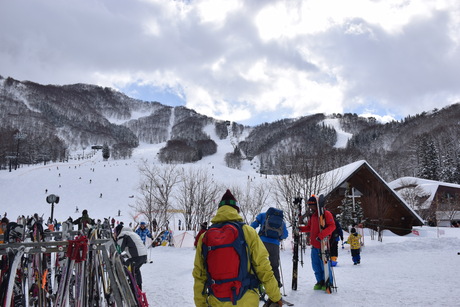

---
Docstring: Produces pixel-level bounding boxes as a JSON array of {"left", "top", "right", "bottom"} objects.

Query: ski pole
[
  {"left": 149, "top": 244, "right": 153, "bottom": 263},
  {"left": 279, "top": 252, "right": 286, "bottom": 296}
]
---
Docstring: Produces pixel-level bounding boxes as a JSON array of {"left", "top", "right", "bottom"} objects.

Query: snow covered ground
[
  {"left": 1, "top": 141, "right": 460, "bottom": 306},
  {"left": 146, "top": 227, "right": 460, "bottom": 306}
]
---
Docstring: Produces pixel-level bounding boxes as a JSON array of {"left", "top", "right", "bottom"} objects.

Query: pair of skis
[
  {"left": 317, "top": 194, "right": 337, "bottom": 294},
  {"left": 4, "top": 246, "right": 26, "bottom": 306},
  {"left": 291, "top": 194, "right": 337, "bottom": 294},
  {"left": 291, "top": 196, "right": 303, "bottom": 291}
]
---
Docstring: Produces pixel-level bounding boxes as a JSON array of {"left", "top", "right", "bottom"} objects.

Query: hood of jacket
[
  {"left": 118, "top": 226, "right": 134, "bottom": 238},
  {"left": 211, "top": 205, "right": 243, "bottom": 224}
]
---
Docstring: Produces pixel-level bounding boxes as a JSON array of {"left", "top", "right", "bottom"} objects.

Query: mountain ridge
[{"left": 1, "top": 75, "right": 459, "bottom": 183}]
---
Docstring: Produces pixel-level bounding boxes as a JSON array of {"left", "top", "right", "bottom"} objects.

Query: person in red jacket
[
  {"left": 299, "top": 195, "right": 336, "bottom": 290},
  {"left": 194, "top": 222, "right": 208, "bottom": 247}
]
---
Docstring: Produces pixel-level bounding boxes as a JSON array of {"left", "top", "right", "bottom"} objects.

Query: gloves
[{"left": 263, "top": 299, "right": 283, "bottom": 307}]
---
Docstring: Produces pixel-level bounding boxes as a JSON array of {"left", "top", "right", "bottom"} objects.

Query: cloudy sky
[{"left": 1, "top": 0, "right": 459, "bottom": 125}]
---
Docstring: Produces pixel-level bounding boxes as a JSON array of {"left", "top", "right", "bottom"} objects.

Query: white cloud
[{"left": 1, "top": 0, "right": 459, "bottom": 125}]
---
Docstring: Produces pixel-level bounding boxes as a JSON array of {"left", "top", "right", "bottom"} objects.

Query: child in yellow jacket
[{"left": 345, "top": 227, "right": 362, "bottom": 265}]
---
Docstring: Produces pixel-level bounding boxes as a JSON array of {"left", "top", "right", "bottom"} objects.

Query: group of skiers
[
  {"left": 193, "top": 189, "right": 364, "bottom": 306},
  {"left": 67, "top": 209, "right": 152, "bottom": 290}
]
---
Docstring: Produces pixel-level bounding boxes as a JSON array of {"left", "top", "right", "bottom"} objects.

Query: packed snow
[
  {"left": 1, "top": 143, "right": 459, "bottom": 306},
  {"left": 321, "top": 118, "right": 352, "bottom": 149}
]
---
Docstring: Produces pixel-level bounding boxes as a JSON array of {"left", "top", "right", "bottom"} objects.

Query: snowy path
[
  {"left": 142, "top": 228, "right": 460, "bottom": 306},
  {"left": 321, "top": 118, "right": 352, "bottom": 148}
]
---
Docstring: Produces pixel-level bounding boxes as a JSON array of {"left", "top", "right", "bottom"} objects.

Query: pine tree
[
  {"left": 417, "top": 136, "right": 439, "bottom": 180},
  {"left": 337, "top": 188, "right": 364, "bottom": 229},
  {"left": 440, "top": 147, "right": 457, "bottom": 183}
]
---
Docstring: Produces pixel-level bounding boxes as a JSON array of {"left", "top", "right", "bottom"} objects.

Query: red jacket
[{"left": 299, "top": 210, "right": 336, "bottom": 249}]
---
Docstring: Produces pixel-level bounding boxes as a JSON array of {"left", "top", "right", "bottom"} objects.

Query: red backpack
[{"left": 201, "top": 222, "right": 260, "bottom": 305}]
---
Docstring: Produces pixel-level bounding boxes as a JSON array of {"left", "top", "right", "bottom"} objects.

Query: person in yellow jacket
[
  {"left": 345, "top": 227, "right": 362, "bottom": 265},
  {"left": 193, "top": 189, "right": 282, "bottom": 306}
]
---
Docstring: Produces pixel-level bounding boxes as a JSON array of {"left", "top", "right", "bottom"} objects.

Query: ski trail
[
  {"left": 321, "top": 118, "right": 352, "bottom": 148},
  {"left": 168, "top": 107, "right": 175, "bottom": 140}
]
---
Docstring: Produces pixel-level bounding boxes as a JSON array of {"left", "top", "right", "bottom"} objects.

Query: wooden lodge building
[{"left": 317, "top": 160, "right": 424, "bottom": 236}]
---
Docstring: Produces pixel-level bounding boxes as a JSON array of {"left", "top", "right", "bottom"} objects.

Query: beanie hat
[
  {"left": 82, "top": 209, "right": 88, "bottom": 215},
  {"left": 219, "top": 189, "right": 240, "bottom": 213},
  {"left": 140, "top": 221, "right": 146, "bottom": 226},
  {"left": 307, "top": 196, "right": 317, "bottom": 205},
  {"left": 351, "top": 227, "right": 356, "bottom": 234}
]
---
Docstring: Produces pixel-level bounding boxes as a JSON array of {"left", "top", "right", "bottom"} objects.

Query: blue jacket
[
  {"left": 135, "top": 227, "right": 153, "bottom": 244},
  {"left": 250, "top": 212, "right": 288, "bottom": 245}
]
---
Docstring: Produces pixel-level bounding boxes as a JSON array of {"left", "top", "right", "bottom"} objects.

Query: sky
[{"left": 1, "top": 0, "right": 460, "bottom": 126}]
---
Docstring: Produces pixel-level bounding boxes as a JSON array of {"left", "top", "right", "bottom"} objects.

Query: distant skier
[
  {"left": 135, "top": 222, "right": 153, "bottom": 245},
  {"left": 344, "top": 227, "right": 362, "bottom": 265},
  {"left": 0, "top": 217, "right": 9, "bottom": 243},
  {"left": 72, "top": 209, "right": 95, "bottom": 231}
]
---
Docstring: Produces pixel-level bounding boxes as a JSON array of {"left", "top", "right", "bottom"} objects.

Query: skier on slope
[
  {"left": 115, "top": 224, "right": 148, "bottom": 289},
  {"left": 299, "top": 195, "right": 336, "bottom": 290},
  {"left": 135, "top": 221, "right": 153, "bottom": 245}
]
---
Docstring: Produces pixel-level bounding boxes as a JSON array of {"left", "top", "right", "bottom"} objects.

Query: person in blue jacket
[
  {"left": 251, "top": 208, "right": 289, "bottom": 288},
  {"left": 135, "top": 221, "right": 153, "bottom": 245}
]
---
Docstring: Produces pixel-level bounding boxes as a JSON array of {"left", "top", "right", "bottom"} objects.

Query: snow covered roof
[
  {"left": 317, "top": 160, "right": 424, "bottom": 234},
  {"left": 389, "top": 176, "right": 460, "bottom": 210}
]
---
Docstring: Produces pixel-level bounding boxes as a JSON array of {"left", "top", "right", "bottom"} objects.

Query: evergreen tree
[
  {"left": 440, "top": 147, "right": 457, "bottom": 183},
  {"left": 337, "top": 188, "right": 364, "bottom": 229},
  {"left": 417, "top": 136, "right": 439, "bottom": 180}
]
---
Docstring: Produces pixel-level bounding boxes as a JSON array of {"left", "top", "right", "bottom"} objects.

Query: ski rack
[{"left": 0, "top": 234, "right": 135, "bottom": 306}]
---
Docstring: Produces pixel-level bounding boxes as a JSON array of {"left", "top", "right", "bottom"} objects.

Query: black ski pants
[
  {"left": 126, "top": 255, "right": 147, "bottom": 289},
  {"left": 263, "top": 241, "right": 282, "bottom": 287}
]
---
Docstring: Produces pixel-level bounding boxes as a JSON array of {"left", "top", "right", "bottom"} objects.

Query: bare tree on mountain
[
  {"left": 271, "top": 148, "right": 340, "bottom": 228},
  {"left": 132, "top": 161, "right": 181, "bottom": 237},
  {"left": 176, "top": 167, "right": 220, "bottom": 231}
]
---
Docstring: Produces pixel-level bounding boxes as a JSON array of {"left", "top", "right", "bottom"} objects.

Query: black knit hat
[
  {"left": 115, "top": 224, "right": 123, "bottom": 236},
  {"left": 307, "top": 196, "right": 317, "bottom": 205},
  {"left": 219, "top": 189, "right": 240, "bottom": 213},
  {"left": 351, "top": 227, "right": 357, "bottom": 234}
]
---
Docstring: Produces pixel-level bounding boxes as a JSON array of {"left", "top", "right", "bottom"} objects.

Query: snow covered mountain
[{"left": 2, "top": 75, "right": 460, "bottom": 184}]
